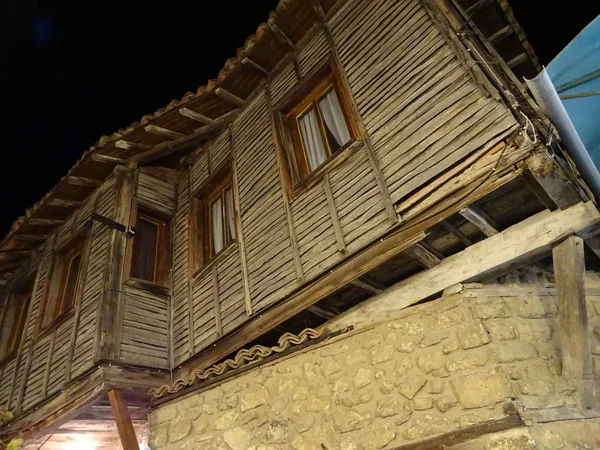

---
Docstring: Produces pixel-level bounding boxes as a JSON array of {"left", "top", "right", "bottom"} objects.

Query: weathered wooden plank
[
  {"left": 144, "top": 124, "right": 185, "bottom": 140},
  {"left": 553, "top": 236, "right": 595, "bottom": 410},
  {"left": 331, "top": 202, "right": 600, "bottom": 330},
  {"left": 404, "top": 242, "right": 443, "bottom": 268}
]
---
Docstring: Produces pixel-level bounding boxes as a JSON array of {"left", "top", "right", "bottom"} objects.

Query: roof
[{"left": 0, "top": 0, "right": 540, "bottom": 276}]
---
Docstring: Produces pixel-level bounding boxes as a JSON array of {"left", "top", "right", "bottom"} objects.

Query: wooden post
[
  {"left": 108, "top": 389, "right": 139, "bottom": 450},
  {"left": 96, "top": 165, "right": 136, "bottom": 362},
  {"left": 553, "top": 236, "right": 595, "bottom": 410}
]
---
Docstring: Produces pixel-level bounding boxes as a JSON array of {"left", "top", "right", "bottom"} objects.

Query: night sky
[{"left": 0, "top": 0, "right": 598, "bottom": 237}]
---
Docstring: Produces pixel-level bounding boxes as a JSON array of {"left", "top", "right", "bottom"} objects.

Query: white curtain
[
  {"left": 211, "top": 198, "right": 223, "bottom": 254},
  {"left": 225, "top": 189, "right": 235, "bottom": 243},
  {"left": 299, "top": 109, "right": 327, "bottom": 171},
  {"left": 319, "top": 89, "right": 351, "bottom": 148}
]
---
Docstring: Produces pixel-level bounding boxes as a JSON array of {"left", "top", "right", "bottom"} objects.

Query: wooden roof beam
[
  {"left": 91, "top": 154, "right": 126, "bottom": 165},
  {"left": 269, "top": 22, "right": 296, "bottom": 50},
  {"left": 404, "top": 242, "right": 443, "bottom": 268},
  {"left": 144, "top": 124, "right": 185, "bottom": 140},
  {"left": 179, "top": 108, "right": 215, "bottom": 125},
  {"left": 488, "top": 25, "right": 513, "bottom": 44},
  {"left": 68, "top": 176, "right": 102, "bottom": 188},
  {"left": 115, "top": 140, "right": 152, "bottom": 151},
  {"left": 0, "top": 250, "right": 33, "bottom": 257},
  {"left": 134, "top": 109, "right": 240, "bottom": 164},
  {"left": 13, "top": 234, "right": 49, "bottom": 242},
  {"left": 28, "top": 218, "right": 65, "bottom": 226},
  {"left": 48, "top": 198, "right": 83, "bottom": 208},
  {"left": 242, "top": 58, "right": 270, "bottom": 77},
  {"left": 307, "top": 305, "right": 337, "bottom": 320},
  {"left": 459, "top": 205, "right": 501, "bottom": 237},
  {"left": 309, "top": 0, "right": 326, "bottom": 20},
  {"left": 506, "top": 52, "right": 528, "bottom": 68},
  {"left": 214, "top": 88, "right": 245, "bottom": 107}
]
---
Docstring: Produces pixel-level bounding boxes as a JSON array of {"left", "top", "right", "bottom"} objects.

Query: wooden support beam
[
  {"left": 47, "top": 198, "right": 83, "bottom": 208},
  {"left": 68, "top": 176, "right": 102, "bottom": 188},
  {"left": 459, "top": 205, "right": 501, "bottom": 237},
  {"left": 440, "top": 220, "right": 473, "bottom": 246},
  {"left": 404, "top": 243, "right": 443, "bottom": 268},
  {"left": 144, "top": 124, "right": 185, "bottom": 140},
  {"left": 28, "top": 218, "right": 65, "bottom": 226},
  {"left": 115, "top": 140, "right": 152, "bottom": 151},
  {"left": 351, "top": 278, "right": 383, "bottom": 295},
  {"left": 242, "top": 58, "right": 270, "bottom": 77},
  {"left": 13, "top": 234, "right": 49, "bottom": 242},
  {"left": 464, "top": 0, "right": 494, "bottom": 15},
  {"left": 329, "top": 202, "right": 600, "bottom": 331},
  {"left": 268, "top": 22, "right": 296, "bottom": 50},
  {"left": 134, "top": 109, "right": 240, "bottom": 164},
  {"left": 488, "top": 25, "right": 513, "bottom": 44},
  {"left": 521, "top": 169, "right": 558, "bottom": 211},
  {"left": 214, "top": 87, "right": 245, "bottom": 107},
  {"left": 107, "top": 389, "right": 140, "bottom": 450},
  {"left": 553, "top": 236, "right": 595, "bottom": 410},
  {"left": 91, "top": 153, "right": 126, "bottom": 165},
  {"left": 179, "top": 107, "right": 215, "bottom": 125},
  {"left": 309, "top": 0, "right": 326, "bottom": 20}
]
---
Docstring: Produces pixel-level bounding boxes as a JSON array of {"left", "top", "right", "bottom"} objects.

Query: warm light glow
[{"left": 64, "top": 438, "right": 97, "bottom": 450}]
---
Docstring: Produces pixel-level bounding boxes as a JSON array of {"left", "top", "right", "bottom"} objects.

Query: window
[
  {"left": 130, "top": 209, "right": 170, "bottom": 285},
  {"left": 0, "top": 283, "right": 32, "bottom": 361},
  {"left": 41, "top": 236, "right": 86, "bottom": 330},
  {"left": 194, "top": 166, "right": 236, "bottom": 271},
  {"left": 284, "top": 71, "right": 355, "bottom": 183}
]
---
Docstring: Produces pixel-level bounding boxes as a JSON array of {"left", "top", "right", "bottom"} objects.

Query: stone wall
[{"left": 148, "top": 272, "right": 600, "bottom": 450}]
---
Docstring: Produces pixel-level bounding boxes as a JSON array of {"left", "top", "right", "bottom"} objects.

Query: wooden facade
[{"left": 0, "top": 0, "right": 591, "bottom": 446}]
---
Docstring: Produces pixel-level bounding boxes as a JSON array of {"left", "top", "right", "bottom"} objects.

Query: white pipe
[{"left": 526, "top": 68, "right": 600, "bottom": 203}]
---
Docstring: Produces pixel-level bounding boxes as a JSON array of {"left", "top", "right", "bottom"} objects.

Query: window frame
[
  {"left": 0, "top": 280, "right": 33, "bottom": 364},
  {"left": 192, "top": 163, "right": 237, "bottom": 275},
  {"left": 275, "top": 58, "right": 359, "bottom": 193},
  {"left": 39, "top": 233, "right": 88, "bottom": 335},
  {"left": 126, "top": 205, "right": 171, "bottom": 288}
]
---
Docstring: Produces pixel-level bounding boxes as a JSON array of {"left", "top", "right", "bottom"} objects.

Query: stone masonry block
[
  {"left": 451, "top": 369, "right": 513, "bottom": 409},
  {"left": 457, "top": 320, "right": 491, "bottom": 349},
  {"left": 484, "top": 320, "right": 519, "bottom": 341},
  {"left": 471, "top": 300, "right": 512, "bottom": 319}
]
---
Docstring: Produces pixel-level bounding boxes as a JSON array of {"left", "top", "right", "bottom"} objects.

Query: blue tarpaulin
[{"left": 547, "top": 15, "right": 600, "bottom": 169}]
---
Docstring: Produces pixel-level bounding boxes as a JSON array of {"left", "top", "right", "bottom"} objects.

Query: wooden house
[{"left": 0, "top": 0, "right": 598, "bottom": 448}]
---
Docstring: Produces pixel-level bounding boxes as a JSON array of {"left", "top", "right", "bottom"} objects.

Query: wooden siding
[
  {"left": 0, "top": 177, "right": 117, "bottom": 413},
  {"left": 330, "top": 0, "right": 517, "bottom": 204},
  {"left": 172, "top": 175, "right": 192, "bottom": 366},
  {"left": 120, "top": 286, "right": 169, "bottom": 368},
  {"left": 235, "top": 92, "right": 298, "bottom": 311},
  {"left": 136, "top": 171, "right": 177, "bottom": 216}
]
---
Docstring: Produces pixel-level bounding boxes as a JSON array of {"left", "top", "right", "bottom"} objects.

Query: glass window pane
[
  {"left": 318, "top": 89, "right": 351, "bottom": 153},
  {"left": 61, "top": 253, "right": 82, "bottom": 312},
  {"left": 225, "top": 188, "right": 235, "bottom": 245},
  {"left": 131, "top": 218, "right": 159, "bottom": 282},
  {"left": 211, "top": 198, "right": 224, "bottom": 255},
  {"left": 299, "top": 108, "right": 327, "bottom": 171}
]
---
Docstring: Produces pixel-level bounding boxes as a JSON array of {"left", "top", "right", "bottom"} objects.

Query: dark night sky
[{"left": 0, "top": 1, "right": 598, "bottom": 236}]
